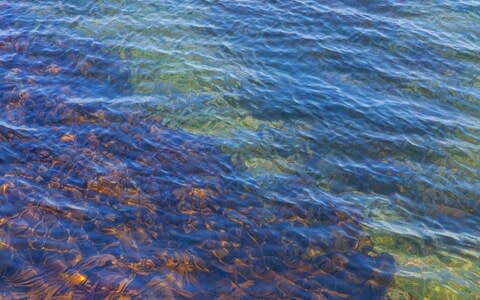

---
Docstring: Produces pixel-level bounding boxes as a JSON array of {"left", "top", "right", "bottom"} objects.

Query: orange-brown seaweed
[{"left": 0, "top": 12, "right": 395, "bottom": 300}]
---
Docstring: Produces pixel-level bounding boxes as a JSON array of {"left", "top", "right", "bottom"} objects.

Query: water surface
[{"left": 1, "top": 1, "right": 479, "bottom": 299}]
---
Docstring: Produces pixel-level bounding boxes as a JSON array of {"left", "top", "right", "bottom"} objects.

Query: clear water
[{"left": 1, "top": 0, "right": 479, "bottom": 299}]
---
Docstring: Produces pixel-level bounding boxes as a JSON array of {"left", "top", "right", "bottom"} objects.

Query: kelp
[
  {"left": 0, "top": 11, "right": 396, "bottom": 299},
  {"left": 4, "top": 1, "right": 480, "bottom": 299}
]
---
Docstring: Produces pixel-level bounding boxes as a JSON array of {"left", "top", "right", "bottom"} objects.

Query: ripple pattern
[{"left": 1, "top": 0, "right": 480, "bottom": 299}]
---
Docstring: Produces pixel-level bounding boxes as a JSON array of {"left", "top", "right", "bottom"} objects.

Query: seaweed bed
[{"left": 0, "top": 6, "right": 395, "bottom": 300}]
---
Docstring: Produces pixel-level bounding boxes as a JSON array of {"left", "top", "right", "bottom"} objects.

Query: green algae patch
[
  {"left": 128, "top": 94, "right": 296, "bottom": 176},
  {"left": 243, "top": 157, "right": 289, "bottom": 174},
  {"left": 474, "top": 77, "right": 480, "bottom": 89},
  {"left": 360, "top": 188, "right": 479, "bottom": 300},
  {"left": 71, "top": 1, "right": 241, "bottom": 96},
  {"left": 70, "top": 1, "right": 290, "bottom": 172},
  {"left": 368, "top": 230, "right": 480, "bottom": 300},
  {"left": 140, "top": 94, "right": 282, "bottom": 137}
]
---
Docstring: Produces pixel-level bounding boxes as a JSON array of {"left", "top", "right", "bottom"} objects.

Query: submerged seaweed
[
  {"left": 0, "top": 5, "right": 397, "bottom": 299},
  {"left": 2, "top": 0, "right": 480, "bottom": 299}
]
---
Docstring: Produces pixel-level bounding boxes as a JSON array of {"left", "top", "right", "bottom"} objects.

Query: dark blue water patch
[
  {"left": 0, "top": 7, "right": 131, "bottom": 99},
  {"left": 0, "top": 112, "right": 395, "bottom": 297}
]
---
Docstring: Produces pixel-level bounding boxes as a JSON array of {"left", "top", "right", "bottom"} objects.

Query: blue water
[{"left": 1, "top": 0, "right": 479, "bottom": 299}]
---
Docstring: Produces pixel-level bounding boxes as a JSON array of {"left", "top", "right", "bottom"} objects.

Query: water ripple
[{"left": 1, "top": 0, "right": 480, "bottom": 299}]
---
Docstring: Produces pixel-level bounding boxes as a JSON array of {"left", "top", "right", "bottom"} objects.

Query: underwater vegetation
[
  {"left": 2, "top": 0, "right": 480, "bottom": 299},
  {"left": 0, "top": 3, "right": 397, "bottom": 299}
]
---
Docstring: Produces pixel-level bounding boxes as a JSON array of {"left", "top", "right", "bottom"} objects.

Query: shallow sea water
[{"left": 0, "top": 1, "right": 479, "bottom": 299}]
